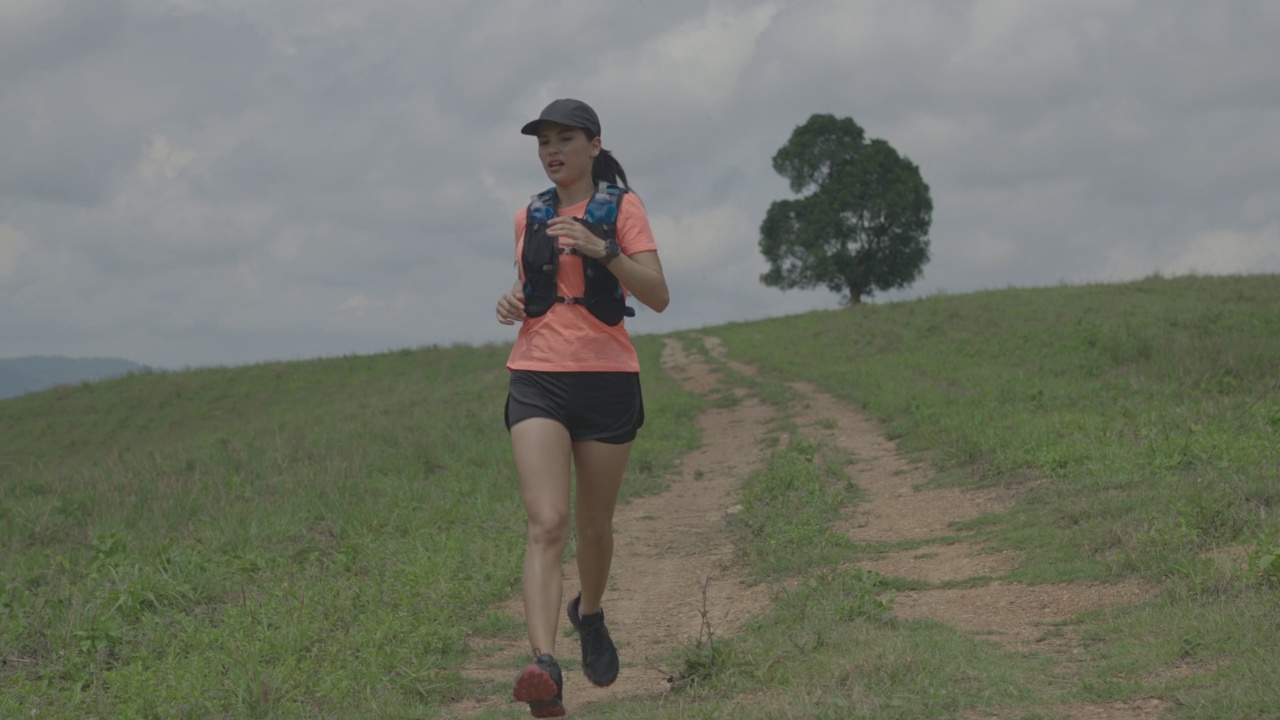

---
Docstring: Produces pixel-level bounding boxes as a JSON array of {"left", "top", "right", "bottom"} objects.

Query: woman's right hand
[{"left": 496, "top": 288, "right": 526, "bottom": 325}]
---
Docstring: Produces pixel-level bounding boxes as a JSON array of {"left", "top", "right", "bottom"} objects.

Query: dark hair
[{"left": 585, "top": 130, "right": 630, "bottom": 190}]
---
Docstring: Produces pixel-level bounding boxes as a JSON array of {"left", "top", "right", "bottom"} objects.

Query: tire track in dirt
[
  {"left": 702, "top": 335, "right": 1170, "bottom": 718},
  {"left": 771, "top": 355, "right": 1166, "bottom": 720},
  {"left": 449, "top": 338, "right": 773, "bottom": 717}
]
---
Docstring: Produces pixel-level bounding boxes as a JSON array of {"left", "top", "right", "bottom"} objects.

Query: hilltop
[{"left": 0, "top": 355, "right": 147, "bottom": 400}]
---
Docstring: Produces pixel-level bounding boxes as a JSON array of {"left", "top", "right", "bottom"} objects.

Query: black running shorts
[{"left": 505, "top": 370, "right": 645, "bottom": 444}]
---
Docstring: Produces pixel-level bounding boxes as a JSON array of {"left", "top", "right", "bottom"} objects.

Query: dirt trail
[
  {"left": 450, "top": 338, "right": 774, "bottom": 717},
  {"left": 451, "top": 336, "right": 1166, "bottom": 719}
]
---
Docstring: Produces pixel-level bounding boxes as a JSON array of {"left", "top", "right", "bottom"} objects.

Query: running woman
[{"left": 496, "top": 98, "right": 670, "bottom": 718}]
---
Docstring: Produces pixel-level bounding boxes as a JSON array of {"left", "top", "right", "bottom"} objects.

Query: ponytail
[
  {"left": 584, "top": 126, "right": 628, "bottom": 190},
  {"left": 592, "top": 148, "right": 629, "bottom": 190}
]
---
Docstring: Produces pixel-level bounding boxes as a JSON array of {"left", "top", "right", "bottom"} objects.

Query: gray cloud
[{"left": 1, "top": 0, "right": 1277, "bottom": 368}]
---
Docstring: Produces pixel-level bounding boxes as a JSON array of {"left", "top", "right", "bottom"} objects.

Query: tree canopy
[{"left": 759, "top": 114, "right": 932, "bottom": 304}]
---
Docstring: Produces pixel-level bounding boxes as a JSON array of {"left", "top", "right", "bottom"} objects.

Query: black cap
[{"left": 520, "top": 98, "right": 601, "bottom": 137}]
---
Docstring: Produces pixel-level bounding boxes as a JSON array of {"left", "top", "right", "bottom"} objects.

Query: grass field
[{"left": 2, "top": 274, "right": 1278, "bottom": 719}]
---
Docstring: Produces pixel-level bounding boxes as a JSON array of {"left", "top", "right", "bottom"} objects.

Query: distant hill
[{"left": 0, "top": 356, "right": 148, "bottom": 400}]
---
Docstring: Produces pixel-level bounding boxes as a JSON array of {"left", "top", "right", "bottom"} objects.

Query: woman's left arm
[
  {"left": 546, "top": 201, "right": 669, "bottom": 312},
  {"left": 607, "top": 251, "right": 668, "bottom": 313}
]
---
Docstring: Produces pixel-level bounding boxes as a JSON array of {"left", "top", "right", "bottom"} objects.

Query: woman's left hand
[{"left": 547, "top": 217, "right": 608, "bottom": 260}]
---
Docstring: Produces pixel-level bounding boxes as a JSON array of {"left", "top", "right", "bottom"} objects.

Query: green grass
[
  {"left": 0, "top": 338, "right": 701, "bottom": 719},
  {"left": 728, "top": 437, "right": 859, "bottom": 582},
  {"left": 4, "top": 274, "right": 1279, "bottom": 719}
]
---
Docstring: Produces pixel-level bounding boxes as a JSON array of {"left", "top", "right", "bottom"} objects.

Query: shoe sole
[
  {"left": 513, "top": 664, "right": 564, "bottom": 718},
  {"left": 586, "top": 672, "right": 616, "bottom": 689}
]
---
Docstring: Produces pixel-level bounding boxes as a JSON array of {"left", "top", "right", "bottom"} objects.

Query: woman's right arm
[
  {"left": 499, "top": 209, "right": 528, "bottom": 325},
  {"left": 497, "top": 279, "right": 525, "bottom": 325}
]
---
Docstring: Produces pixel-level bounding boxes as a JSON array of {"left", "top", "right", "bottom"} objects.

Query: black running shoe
[
  {"left": 567, "top": 594, "right": 619, "bottom": 687},
  {"left": 512, "top": 653, "right": 565, "bottom": 718}
]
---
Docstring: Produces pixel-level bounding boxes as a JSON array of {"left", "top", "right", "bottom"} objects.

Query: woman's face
[{"left": 537, "top": 122, "right": 599, "bottom": 187}]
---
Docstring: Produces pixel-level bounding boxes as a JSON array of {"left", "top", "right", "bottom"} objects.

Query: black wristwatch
[{"left": 601, "top": 239, "right": 621, "bottom": 266}]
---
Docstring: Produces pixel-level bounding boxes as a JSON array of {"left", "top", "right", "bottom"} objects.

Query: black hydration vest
[{"left": 521, "top": 185, "right": 635, "bottom": 327}]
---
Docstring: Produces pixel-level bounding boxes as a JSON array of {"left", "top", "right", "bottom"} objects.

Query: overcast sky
[{"left": 2, "top": 0, "right": 1278, "bottom": 369}]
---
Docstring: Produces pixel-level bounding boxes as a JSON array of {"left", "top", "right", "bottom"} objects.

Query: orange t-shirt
[{"left": 506, "top": 192, "right": 658, "bottom": 372}]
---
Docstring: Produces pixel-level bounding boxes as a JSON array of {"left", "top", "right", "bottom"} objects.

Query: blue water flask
[
  {"left": 584, "top": 181, "right": 617, "bottom": 223},
  {"left": 529, "top": 194, "right": 555, "bottom": 224}
]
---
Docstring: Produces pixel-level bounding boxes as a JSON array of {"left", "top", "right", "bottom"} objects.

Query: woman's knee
[{"left": 527, "top": 510, "right": 570, "bottom": 548}]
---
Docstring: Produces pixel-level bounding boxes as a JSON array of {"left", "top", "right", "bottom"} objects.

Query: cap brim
[{"left": 520, "top": 119, "right": 543, "bottom": 136}]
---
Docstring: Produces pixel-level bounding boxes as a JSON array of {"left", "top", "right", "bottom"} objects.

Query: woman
[{"left": 495, "top": 98, "right": 669, "bottom": 718}]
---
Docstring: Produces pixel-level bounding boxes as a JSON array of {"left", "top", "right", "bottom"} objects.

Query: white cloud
[
  {"left": 340, "top": 293, "right": 380, "bottom": 312},
  {"left": 0, "top": 0, "right": 57, "bottom": 29},
  {"left": 2, "top": 0, "right": 1278, "bottom": 366},
  {"left": 139, "top": 136, "right": 196, "bottom": 184},
  {"left": 101, "top": 135, "right": 277, "bottom": 269},
  {"left": 1167, "top": 224, "right": 1280, "bottom": 277},
  {"left": 944, "top": 0, "right": 1106, "bottom": 93},
  {"left": 600, "top": 2, "right": 780, "bottom": 112},
  {"left": 1101, "top": 223, "right": 1280, "bottom": 281},
  {"left": 0, "top": 223, "right": 30, "bottom": 279},
  {"left": 650, "top": 204, "right": 755, "bottom": 273}
]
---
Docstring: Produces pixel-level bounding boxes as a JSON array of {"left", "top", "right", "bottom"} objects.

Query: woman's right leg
[{"left": 511, "top": 417, "right": 573, "bottom": 656}]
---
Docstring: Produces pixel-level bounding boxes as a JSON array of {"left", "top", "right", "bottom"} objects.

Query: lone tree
[{"left": 759, "top": 114, "right": 932, "bottom": 304}]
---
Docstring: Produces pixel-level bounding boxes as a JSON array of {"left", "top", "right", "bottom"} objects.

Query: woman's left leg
[{"left": 571, "top": 439, "right": 631, "bottom": 616}]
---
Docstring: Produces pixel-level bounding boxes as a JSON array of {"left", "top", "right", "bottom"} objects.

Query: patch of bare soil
[
  {"left": 858, "top": 542, "right": 1021, "bottom": 584},
  {"left": 892, "top": 580, "right": 1158, "bottom": 647},
  {"left": 1053, "top": 698, "right": 1175, "bottom": 720},
  {"left": 964, "top": 697, "right": 1175, "bottom": 720},
  {"left": 786, "top": 381, "right": 1016, "bottom": 543},
  {"left": 1140, "top": 656, "right": 1228, "bottom": 685},
  {"left": 449, "top": 337, "right": 774, "bottom": 717},
  {"left": 787, "top": 381, "right": 1016, "bottom": 551},
  {"left": 701, "top": 335, "right": 758, "bottom": 378},
  {"left": 784, "top": 379, "right": 1168, "bottom": 719}
]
